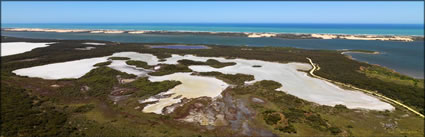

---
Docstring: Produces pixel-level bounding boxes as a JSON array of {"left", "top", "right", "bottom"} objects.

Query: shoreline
[
  {"left": 2, "top": 27, "right": 424, "bottom": 42},
  {"left": 339, "top": 49, "right": 381, "bottom": 55}
]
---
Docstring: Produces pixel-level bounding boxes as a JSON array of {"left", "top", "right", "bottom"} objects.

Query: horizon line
[{"left": 2, "top": 22, "right": 425, "bottom": 25}]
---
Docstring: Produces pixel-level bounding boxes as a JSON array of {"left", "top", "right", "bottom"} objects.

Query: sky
[{"left": 1, "top": 2, "right": 424, "bottom": 24}]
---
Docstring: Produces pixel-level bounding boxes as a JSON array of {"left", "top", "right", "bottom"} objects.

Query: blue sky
[{"left": 1, "top": 2, "right": 424, "bottom": 24}]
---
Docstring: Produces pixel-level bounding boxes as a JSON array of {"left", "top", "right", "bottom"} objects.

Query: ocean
[{"left": 1, "top": 23, "right": 424, "bottom": 78}]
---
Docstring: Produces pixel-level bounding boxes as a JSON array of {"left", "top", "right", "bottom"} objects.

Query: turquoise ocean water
[{"left": 1, "top": 23, "right": 424, "bottom": 78}]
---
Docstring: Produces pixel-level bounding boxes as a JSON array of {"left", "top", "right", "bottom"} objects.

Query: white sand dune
[
  {"left": 1, "top": 42, "right": 53, "bottom": 56},
  {"left": 128, "top": 31, "right": 147, "bottom": 34},
  {"left": 12, "top": 51, "right": 393, "bottom": 111},
  {"left": 142, "top": 73, "right": 228, "bottom": 114},
  {"left": 247, "top": 33, "right": 277, "bottom": 38}
]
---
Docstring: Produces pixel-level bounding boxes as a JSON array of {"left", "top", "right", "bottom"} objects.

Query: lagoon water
[{"left": 1, "top": 29, "right": 424, "bottom": 78}]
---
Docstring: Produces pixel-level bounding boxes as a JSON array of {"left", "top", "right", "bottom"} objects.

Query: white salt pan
[
  {"left": 13, "top": 57, "right": 108, "bottom": 79},
  {"left": 142, "top": 73, "right": 228, "bottom": 114},
  {"left": 1, "top": 42, "right": 53, "bottom": 56},
  {"left": 12, "top": 51, "right": 393, "bottom": 111}
]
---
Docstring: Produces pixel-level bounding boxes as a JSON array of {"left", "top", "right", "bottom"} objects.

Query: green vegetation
[
  {"left": 263, "top": 110, "right": 281, "bottom": 125},
  {"left": 2, "top": 37, "right": 421, "bottom": 115},
  {"left": 1, "top": 37, "right": 424, "bottom": 137},
  {"left": 361, "top": 65, "right": 424, "bottom": 88},
  {"left": 126, "top": 60, "right": 152, "bottom": 69},
  {"left": 149, "top": 64, "right": 192, "bottom": 76},
  {"left": 127, "top": 77, "right": 181, "bottom": 98},
  {"left": 1, "top": 83, "right": 72, "bottom": 137},
  {"left": 229, "top": 80, "right": 342, "bottom": 135},
  {"left": 196, "top": 71, "right": 254, "bottom": 85},
  {"left": 73, "top": 104, "right": 95, "bottom": 113},
  {"left": 108, "top": 57, "right": 130, "bottom": 60},
  {"left": 58, "top": 67, "right": 136, "bottom": 98},
  {"left": 93, "top": 61, "right": 112, "bottom": 67},
  {"left": 178, "top": 59, "right": 236, "bottom": 68}
]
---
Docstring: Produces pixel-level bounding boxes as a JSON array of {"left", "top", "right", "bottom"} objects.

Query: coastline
[
  {"left": 2, "top": 27, "right": 424, "bottom": 42},
  {"left": 339, "top": 49, "right": 381, "bottom": 55}
]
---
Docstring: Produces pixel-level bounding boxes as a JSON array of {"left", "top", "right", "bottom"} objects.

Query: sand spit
[
  {"left": 246, "top": 33, "right": 277, "bottom": 38},
  {"left": 1, "top": 42, "right": 53, "bottom": 56},
  {"left": 128, "top": 31, "right": 147, "bottom": 34},
  {"left": 339, "top": 35, "right": 414, "bottom": 42},
  {"left": 310, "top": 34, "right": 415, "bottom": 42},
  {"left": 90, "top": 30, "right": 125, "bottom": 34},
  {"left": 142, "top": 73, "right": 228, "bottom": 114},
  {"left": 4, "top": 28, "right": 89, "bottom": 33},
  {"left": 12, "top": 51, "right": 393, "bottom": 111},
  {"left": 4, "top": 28, "right": 421, "bottom": 41},
  {"left": 311, "top": 34, "right": 338, "bottom": 39}
]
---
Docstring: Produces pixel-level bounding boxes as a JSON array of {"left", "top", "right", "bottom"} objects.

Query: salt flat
[
  {"left": 13, "top": 57, "right": 108, "bottom": 79},
  {"left": 108, "top": 60, "right": 151, "bottom": 76},
  {"left": 12, "top": 51, "right": 394, "bottom": 111},
  {"left": 1, "top": 42, "right": 53, "bottom": 56},
  {"left": 142, "top": 73, "right": 229, "bottom": 114}
]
